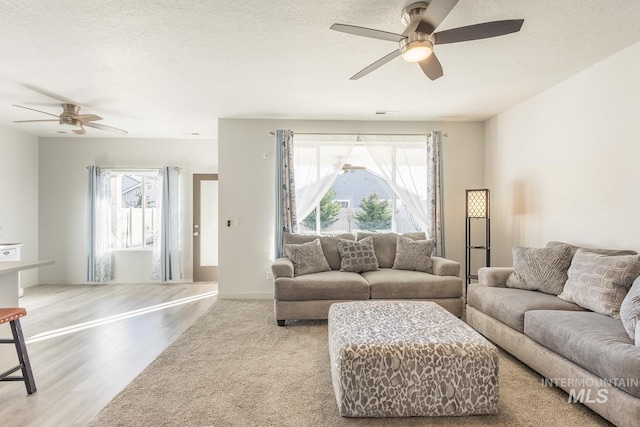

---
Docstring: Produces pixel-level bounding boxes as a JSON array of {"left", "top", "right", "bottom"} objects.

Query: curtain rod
[
  {"left": 268, "top": 131, "right": 447, "bottom": 137},
  {"left": 87, "top": 166, "right": 183, "bottom": 172}
]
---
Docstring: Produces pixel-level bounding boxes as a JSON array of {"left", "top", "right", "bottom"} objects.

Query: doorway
[{"left": 193, "top": 174, "right": 218, "bottom": 282}]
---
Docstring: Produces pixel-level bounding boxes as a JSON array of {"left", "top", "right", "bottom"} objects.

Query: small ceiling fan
[
  {"left": 343, "top": 163, "right": 366, "bottom": 170},
  {"left": 12, "top": 103, "right": 128, "bottom": 135},
  {"left": 331, "top": 0, "right": 524, "bottom": 80},
  {"left": 342, "top": 163, "right": 367, "bottom": 173}
]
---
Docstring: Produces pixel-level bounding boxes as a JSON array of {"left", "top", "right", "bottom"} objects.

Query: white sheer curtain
[
  {"left": 293, "top": 134, "right": 357, "bottom": 229},
  {"left": 87, "top": 166, "right": 112, "bottom": 282},
  {"left": 152, "top": 166, "right": 183, "bottom": 281},
  {"left": 361, "top": 133, "right": 445, "bottom": 255},
  {"left": 361, "top": 135, "right": 430, "bottom": 230}
]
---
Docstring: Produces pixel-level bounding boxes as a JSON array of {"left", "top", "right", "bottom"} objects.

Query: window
[
  {"left": 110, "top": 172, "right": 160, "bottom": 248},
  {"left": 297, "top": 145, "right": 423, "bottom": 235}
]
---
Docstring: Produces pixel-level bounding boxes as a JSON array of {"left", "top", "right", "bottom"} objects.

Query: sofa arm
[
  {"left": 477, "top": 267, "right": 513, "bottom": 288},
  {"left": 272, "top": 258, "right": 294, "bottom": 279},
  {"left": 432, "top": 256, "right": 460, "bottom": 277}
]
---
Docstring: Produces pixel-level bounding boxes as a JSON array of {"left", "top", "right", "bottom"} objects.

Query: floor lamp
[{"left": 465, "top": 189, "right": 490, "bottom": 300}]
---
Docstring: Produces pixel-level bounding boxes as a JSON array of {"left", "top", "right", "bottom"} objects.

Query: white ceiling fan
[{"left": 12, "top": 103, "right": 128, "bottom": 135}]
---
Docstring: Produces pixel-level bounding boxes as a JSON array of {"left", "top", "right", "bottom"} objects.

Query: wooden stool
[{"left": 0, "top": 308, "right": 36, "bottom": 394}]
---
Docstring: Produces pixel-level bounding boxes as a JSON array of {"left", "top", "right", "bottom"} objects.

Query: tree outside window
[
  {"left": 354, "top": 191, "right": 392, "bottom": 231},
  {"left": 301, "top": 188, "right": 341, "bottom": 230}
]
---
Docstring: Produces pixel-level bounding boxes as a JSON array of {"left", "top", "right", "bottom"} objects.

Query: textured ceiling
[{"left": 1, "top": 0, "right": 639, "bottom": 139}]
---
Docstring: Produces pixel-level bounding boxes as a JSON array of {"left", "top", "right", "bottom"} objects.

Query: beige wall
[
  {"left": 0, "top": 127, "right": 40, "bottom": 286},
  {"left": 218, "top": 119, "right": 484, "bottom": 298},
  {"left": 485, "top": 41, "right": 640, "bottom": 267},
  {"left": 38, "top": 137, "right": 217, "bottom": 284}
]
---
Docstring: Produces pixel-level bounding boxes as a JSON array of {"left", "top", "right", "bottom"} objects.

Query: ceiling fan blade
[
  {"left": 330, "top": 24, "right": 406, "bottom": 42},
  {"left": 22, "top": 84, "right": 77, "bottom": 104},
  {"left": 73, "top": 127, "right": 86, "bottom": 135},
  {"left": 419, "top": 53, "right": 444, "bottom": 80},
  {"left": 12, "top": 104, "right": 59, "bottom": 118},
  {"left": 350, "top": 49, "right": 402, "bottom": 80},
  {"left": 416, "top": 0, "right": 460, "bottom": 34},
  {"left": 73, "top": 114, "right": 103, "bottom": 122},
  {"left": 83, "top": 121, "right": 128, "bottom": 135},
  {"left": 13, "top": 119, "right": 59, "bottom": 123},
  {"left": 434, "top": 19, "right": 524, "bottom": 45}
]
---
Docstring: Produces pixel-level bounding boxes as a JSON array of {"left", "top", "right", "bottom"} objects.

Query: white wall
[
  {"left": 485, "top": 41, "right": 640, "bottom": 267},
  {"left": 218, "top": 119, "right": 484, "bottom": 298},
  {"left": 0, "top": 127, "right": 40, "bottom": 286},
  {"left": 38, "top": 137, "right": 217, "bottom": 284}
]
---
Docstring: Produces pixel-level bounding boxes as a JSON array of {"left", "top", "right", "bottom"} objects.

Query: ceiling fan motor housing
[
  {"left": 400, "top": 2, "right": 434, "bottom": 62},
  {"left": 401, "top": 1, "right": 430, "bottom": 27},
  {"left": 59, "top": 103, "right": 83, "bottom": 129}
]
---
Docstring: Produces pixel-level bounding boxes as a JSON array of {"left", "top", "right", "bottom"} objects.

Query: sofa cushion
[
  {"left": 467, "top": 285, "right": 584, "bottom": 333},
  {"left": 356, "top": 232, "right": 426, "bottom": 268},
  {"left": 362, "top": 268, "right": 462, "bottom": 299},
  {"left": 506, "top": 244, "right": 573, "bottom": 295},
  {"left": 621, "top": 276, "right": 640, "bottom": 340},
  {"left": 283, "top": 233, "right": 355, "bottom": 270},
  {"left": 338, "top": 237, "right": 379, "bottom": 273},
  {"left": 524, "top": 310, "right": 640, "bottom": 398},
  {"left": 284, "top": 238, "right": 331, "bottom": 276},
  {"left": 392, "top": 235, "right": 434, "bottom": 273},
  {"left": 558, "top": 249, "right": 640, "bottom": 318},
  {"left": 274, "top": 270, "right": 369, "bottom": 301}
]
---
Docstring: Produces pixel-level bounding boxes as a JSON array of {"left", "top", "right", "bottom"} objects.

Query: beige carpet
[{"left": 90, "top": 300, "right": 610, "bottom": 426}]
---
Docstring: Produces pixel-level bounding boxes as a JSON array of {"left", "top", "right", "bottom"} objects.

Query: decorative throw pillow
[
  {"left": 558, "top": 249, "right": 640, "bottom": 318},
  {"left": 284, "top": 238, "right": 331, "bottom": 277},
  {"left": 356, "top": 232, "right": 426, "bottom": 268},
  {"left": 392, "top": 235, "right": 434, "bottom": 273},
  {"left": 505, "top": 244, "right": 573, "bottom": 295},
  {"left": 620, "top": 276, "right": 640, "bottom": 340},
  {"left": 338, "top": 237, "right": 379, "bottom": 273},
  {"left": 283, "top": 232, "right": 354, "bottom": 270}
]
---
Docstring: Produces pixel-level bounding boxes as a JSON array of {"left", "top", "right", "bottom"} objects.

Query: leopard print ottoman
[{"left": 328, "top": 300, "right": 499, "bottom": 417}]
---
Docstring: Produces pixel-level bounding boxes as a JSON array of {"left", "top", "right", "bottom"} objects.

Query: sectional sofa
[{"left": 272, "top": 231, "right": 463, "bottom": 325}]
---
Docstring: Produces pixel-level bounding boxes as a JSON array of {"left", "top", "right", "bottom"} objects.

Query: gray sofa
[
  {"left": 272, "top": 232, "right": 463, "bottom": 326},
  {"left": 467, "top": 258, "right": 640, "bottom": 427}
]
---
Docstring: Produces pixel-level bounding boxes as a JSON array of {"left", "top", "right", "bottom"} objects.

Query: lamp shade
[{"left": 466, "top": 189, "right": 490, "bottom": 218}]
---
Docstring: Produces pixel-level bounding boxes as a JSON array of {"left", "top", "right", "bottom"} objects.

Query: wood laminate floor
[{"left": 0, "top": 282, "right": 218, "bottom": 427}]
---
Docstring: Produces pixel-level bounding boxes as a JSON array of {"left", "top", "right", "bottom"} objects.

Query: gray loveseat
[
  {"left": 466, "top": 243, "right": 640, "bottom": 427},
  {"left": 272, "top": 232, "right": 463, "bottom": 326}
]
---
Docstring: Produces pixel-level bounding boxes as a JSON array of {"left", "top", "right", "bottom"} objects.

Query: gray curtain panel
[
  {"left": 427, "top": 131, "right": 445, "bottom": 257},
  {"left": 275, "top": 130, "right": 298, "bottom": 258},
  {"left": 153, "top": 166, "right": 183, "bottom": 281}
]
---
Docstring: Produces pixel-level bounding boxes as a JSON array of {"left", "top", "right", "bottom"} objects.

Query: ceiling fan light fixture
[{"left": 401, "top": 40, "right": 433, "bottom": 62}]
